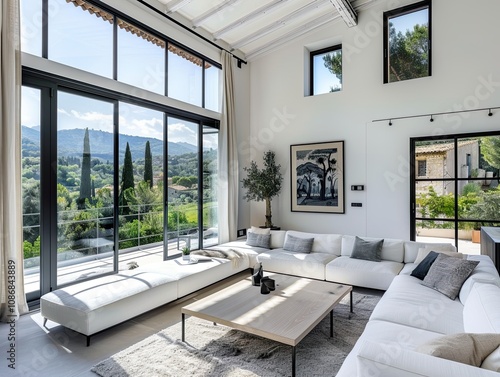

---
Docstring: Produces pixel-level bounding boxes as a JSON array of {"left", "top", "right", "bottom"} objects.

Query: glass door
[
  {"left": 56, "top": 91, "right": 116, "bottom": 286},
  {"left": 166, "top": 117, "right": 199, "bottom": 257},
  {"left": 21, "top": 86, "right": 43, "bottom": 300}
]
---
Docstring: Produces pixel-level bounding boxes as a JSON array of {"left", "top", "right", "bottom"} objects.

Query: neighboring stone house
[
  {"left": 415, "top": 140, "right": 479, "bottom": 196},
  {"left": 167, "top": 184, "right": 190, "bottom": 201}
]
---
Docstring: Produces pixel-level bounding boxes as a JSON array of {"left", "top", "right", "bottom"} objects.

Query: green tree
[
  {"left": 119, "top": 142, "right": 135, "bottom": 215},
  {"left": 389, "top": 23, "right": 429, "bottom": 82},
  {"left": 481, "top": 136, "right": 500, "bottom": 171},
  {"left": 124, "top": 181, "right": 162, "bottom": 215},
  {"left": 22, "top": 181, "right": 40, "bottom": 244},
  {"left": 322, "top": 50, "right": 342, "bottom": 92},
  {"left": 78, "top": 128, "right": 91, "bottom": 209},
  {"left": 144, "top": 141, "right": 153, "bottom": 188}
]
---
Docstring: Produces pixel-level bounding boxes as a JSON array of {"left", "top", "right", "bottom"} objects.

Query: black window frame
[
  {"left": 309, "top": 44, "right": 342, "bottom": 96},
  {"left": 383, "top": 0, "right": 432, "bottom": 84},
  {"left": 410, "top": 131, "right": 500, "bottom": 248}
]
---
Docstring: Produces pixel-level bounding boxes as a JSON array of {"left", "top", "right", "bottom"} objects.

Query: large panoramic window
[
  {"left": 310, "top": 45, "right": 342, "bottom": 95},
  {"left": 411, "top": 133, "right": 500, "bottom": 253},
  {"left": 21, "top": 0, "right": 221, "bottom": 306},
  {"left": 383, "top": 1, "right": 431, "bottom": 83}
]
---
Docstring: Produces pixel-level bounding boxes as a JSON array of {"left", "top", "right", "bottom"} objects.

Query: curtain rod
[
  {"left": 135, "top": 0, "right": 248, "bottom": 67},
  {"left": 372, "top": 105, "right": 500, "bottom": 126}
]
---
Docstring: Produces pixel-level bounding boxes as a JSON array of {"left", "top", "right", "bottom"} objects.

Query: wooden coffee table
[{"left": 181, "top": 273, "right": 353, "bottom": 377}]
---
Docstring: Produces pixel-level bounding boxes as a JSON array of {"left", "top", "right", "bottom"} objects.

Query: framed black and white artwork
[{"left": 290, "top": 140, "right": 345, "bottom": 214}]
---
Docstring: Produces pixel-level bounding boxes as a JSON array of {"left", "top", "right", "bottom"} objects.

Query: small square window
[
  {"left": 383, "top": 1, "right": 431, "bottom": 83},
  {"left": 418, "top": 160, "right": 427, "bottom": 177},
  {"left": 310, "top": 45, "right": 342, "bottom": 96}
]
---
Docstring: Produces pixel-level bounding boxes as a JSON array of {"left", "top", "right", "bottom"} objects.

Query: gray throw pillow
[
  {"left": 283, "top": 234, "right": 314, "bottom": 253},
  {"left": 411, "top": 251, "right": 439, "bottom": 280},
  {"left": 422, "top": 253, "right": 479, "bottom": 300},
  {"left": 350, "top": 236, "right": 383, "bottom": 262},
  {"left": 246, "top": 232, "right": 271, "bottom": 249}
]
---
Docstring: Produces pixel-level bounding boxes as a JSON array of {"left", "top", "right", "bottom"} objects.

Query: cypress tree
[
  {"left": 79, "top": 128, "right": 91, "bottom": 209},
  {"left": 119, "top": 142, "right": 135, "bottom": 214},
  {"left": 144, "top": 141, "right": 153, "bottom": 188}
]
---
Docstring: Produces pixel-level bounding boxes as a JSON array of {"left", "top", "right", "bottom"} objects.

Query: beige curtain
[
  {"left": 218, "top": 51, "right": 239, "bottom": 243},
  {"left": 0, "top": 0, "right": 28, "bottom": 321}
]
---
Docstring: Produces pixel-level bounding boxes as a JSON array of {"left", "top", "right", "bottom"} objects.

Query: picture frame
[{"left": 290, "top": 140, "right": 345, "bottom": 214}]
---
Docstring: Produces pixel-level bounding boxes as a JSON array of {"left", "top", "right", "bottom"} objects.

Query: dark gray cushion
[
  {"left": 350, "top": 236, "right": 383, "bottom": 262},
  {"left": 411, "top": 251, "right": 439, "bottom": 280},
  {"left": 246, "top": 232, "right": 271, "bottom": 249},
  {"left": 422, "top": 253, "right": 479, "bottom": 300},
  {"left": 283, "top": 234, "right": 314, "bottom": 253}
]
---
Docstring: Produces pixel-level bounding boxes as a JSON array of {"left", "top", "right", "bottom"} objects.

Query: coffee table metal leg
[
  {"left": 330, "top": 310, "right": 333, "bottom": 337},
  {"left": 292, "top": 346, "right": 296, "bottom": 377},
  {"left": 182, "top": 313, "right": 185, "bottom": 342},
  {"left": 350, "top": 290, "right": 353, "bottom": 313}
]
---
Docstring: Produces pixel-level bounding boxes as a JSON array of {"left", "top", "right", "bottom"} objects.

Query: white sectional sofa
[
  {"left": 336, "top": 254, "right": 500, "bottom": 376},
  {"left": 41, "top": 225, "right": 500, "bottom": 377}
]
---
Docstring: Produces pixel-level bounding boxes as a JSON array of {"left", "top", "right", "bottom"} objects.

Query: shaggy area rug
[{"left": 92, "top": 292, "right": 379, "bottom": 377}]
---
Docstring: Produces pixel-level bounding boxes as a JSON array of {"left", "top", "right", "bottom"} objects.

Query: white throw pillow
[
  {"left": 482, "top": 346, "right": 500, "bottom": 372},
  {"left": 250, "top": 226, "right": 271, "bottom": 235},
  {"left": 414, "top": 246, "right": 463, "bottom": 265}
]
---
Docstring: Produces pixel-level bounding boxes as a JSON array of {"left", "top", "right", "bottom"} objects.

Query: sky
[{"left": 20, "top": 0, "right": 219, "bottom": 149}]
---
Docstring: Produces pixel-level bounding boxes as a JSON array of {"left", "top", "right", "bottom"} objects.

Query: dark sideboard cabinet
[{"left": 481, "top": 227, "right": 500, "bottom": 272}]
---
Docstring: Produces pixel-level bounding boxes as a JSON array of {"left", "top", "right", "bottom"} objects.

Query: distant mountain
[{"left": 21, "top": 126, "right": 200, "bottom": 160}]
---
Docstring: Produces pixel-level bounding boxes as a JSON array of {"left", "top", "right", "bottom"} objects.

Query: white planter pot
[{"left": 182, "top": 254, "right": 190, "bottom": 261}]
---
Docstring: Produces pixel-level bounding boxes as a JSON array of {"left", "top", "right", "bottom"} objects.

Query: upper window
[
  {"left": 48, "top": 0, "right": 114, "bottom": 78},
  {"left": 383, "top": 1, "right": 431, "bottom": 84},
  {"left": 20, "top": 0, "right": 221, "bottom": 111},
  {"left": 310, "top": 45, "right": 342, "bottom": 96}
]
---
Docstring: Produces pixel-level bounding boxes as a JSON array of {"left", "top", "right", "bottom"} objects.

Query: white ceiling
[{"left": 143, "top": 0, "right": 377, "bottom": 61}]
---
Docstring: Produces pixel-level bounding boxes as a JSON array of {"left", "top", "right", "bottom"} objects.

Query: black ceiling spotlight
[
  {"left": 430, "top": 115, "right": 434, "bottom": 122},
  {"left": 389, "top": 119, "right": 393, "bottom": 126},
  {"left": 488, "top": 108, "right": 493, "bottom": 116}
]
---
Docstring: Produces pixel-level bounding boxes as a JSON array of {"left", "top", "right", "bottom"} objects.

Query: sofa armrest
[{"left": 356, "top": 341, "right": 499, "bottom": 377}]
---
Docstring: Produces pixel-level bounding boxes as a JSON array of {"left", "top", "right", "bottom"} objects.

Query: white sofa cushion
[
  {"left": 354, "top": 340, "right": 500, "bottom": 377},
  {"left": 463, "top": 282, "right": 500, "bottom": 334},
  {"left": 460, "top": 255, "right": 500, "bottom": 304},
  {"left": 369, "top": 275, "right": 465, "bottom": 334},
  {"left": 325, "top": 256, "right": 403, "bottom": 290},
  {"left": 336, "top": 319, "right": 442, "bottom": 377},
  {"left": 285, "top": 230, "right": 342, "bottom": 256},
  {"left": 257, "top": 249, "right": 336, "bottom": 280},
  {"left": 404, "top": 241, "right": 457, "bottom": 263},
  {"left": 40, "top": 269, "right": 178, "bottom": 335},
  {"left": 342, "top": 235, "right": 404, "bottom": 263},
  {"left": 270, "top": 230, "right": 287, "bottom": 249}
]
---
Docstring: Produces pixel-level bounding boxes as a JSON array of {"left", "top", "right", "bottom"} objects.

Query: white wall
[{"left": 242, "top": 0, "right": 500, "bottom": 239}]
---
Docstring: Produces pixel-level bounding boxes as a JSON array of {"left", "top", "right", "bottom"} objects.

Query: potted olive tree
[{"left": 242, "top": 150, "right": 283, "bottom": 228}]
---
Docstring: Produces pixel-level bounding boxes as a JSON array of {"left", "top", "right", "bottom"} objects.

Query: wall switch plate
[
  {"left": 237, "top": 229, "right": 247, "bottom": 237},
  {"left": 351, "top": 202, "right": 363, "bottom": 207},
  {"left": 351, "top": 185, "right": 365, "bottom": 191}
]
